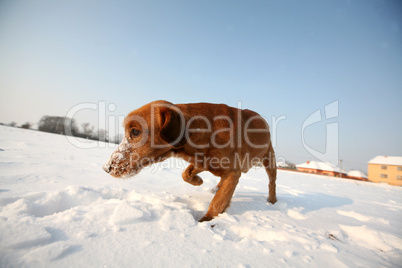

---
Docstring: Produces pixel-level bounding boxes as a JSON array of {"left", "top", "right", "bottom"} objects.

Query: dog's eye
[{"left": 130, "top": 129, "right": 141, "bottom": 139}]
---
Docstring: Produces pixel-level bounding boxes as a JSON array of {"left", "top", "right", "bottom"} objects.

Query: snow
[
  {"left": 296, "top": 161, "right": 346, "bottom": 173},
  {"left": 0, "top": 125, "right": 401, "bottom": 267},
  {"left": 368, "top": 156, "right": 402, "bottom": 166},
  {"left": 347, "top": 170, "right": 367, "bottom": 179}
]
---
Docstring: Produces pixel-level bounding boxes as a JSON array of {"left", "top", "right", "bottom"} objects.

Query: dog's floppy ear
[{"left": 159, "top": 106, "right": 186, "bottom": 148}]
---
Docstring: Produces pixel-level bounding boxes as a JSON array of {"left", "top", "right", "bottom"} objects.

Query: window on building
[
  {"left": 397, "top": 176, "right": 402, "bottom": 180},
  {"left": 380, "top": 174, "right": 388, "bottom": 178},
  {"left": 381, "top": 165, "right": 387, "bottom": 170},
  {"left": 398, "top": 166, "right": 402, "bottom": 171}
]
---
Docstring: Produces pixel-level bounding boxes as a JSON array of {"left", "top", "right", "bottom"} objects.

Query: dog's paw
[
  {"left": 199, "top": 215, "right": 213, "bottom": 222},
  {"left": 268, "top": 196, "right": 277, "bottom": 204},
  {"left": 188, "top": 175, "right": 203, "bottom": 186}
]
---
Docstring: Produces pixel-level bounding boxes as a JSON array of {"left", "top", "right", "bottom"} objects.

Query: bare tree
[
  {"left": 112, "top": 133, "right": 123, "bottom": 144},
  {"left": 81, "top": 123, "right": 94, "bottom": 138},
  {"left": 96, "top": 129, "right": 109, "bottom": 143},
  {"left": 21, "top": 122, "right": 32, "bottom": 129}
]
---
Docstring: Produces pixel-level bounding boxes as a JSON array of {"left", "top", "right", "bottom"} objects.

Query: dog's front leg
[
  {"left": 182, "top": 164, "right": 204, "bottom": 186},
  {"left": 199, "top": 171, "right": 240, "bottom": 222}
]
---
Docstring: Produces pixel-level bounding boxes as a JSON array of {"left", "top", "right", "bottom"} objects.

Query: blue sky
[{"left": 0, "top": 0, "right": 401, "bottom": 172}]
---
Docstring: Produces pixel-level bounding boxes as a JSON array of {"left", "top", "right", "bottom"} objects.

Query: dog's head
[{"left": 103, "top": 100, "right": 186, "bottom": 178}]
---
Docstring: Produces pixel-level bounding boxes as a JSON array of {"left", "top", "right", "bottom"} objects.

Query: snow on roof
[
  {"left": 347, "top": 170, "right": 367, "bottom": 179},
  {"left": 296, "top": 161, "right": 345, "bottom": 173},
  {"left": 368, "top": 156, "right": 402, "bottom": 166}
]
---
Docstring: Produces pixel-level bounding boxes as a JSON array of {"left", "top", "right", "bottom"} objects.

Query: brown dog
[{"left": 103, "top": 100, "right": 277, "bottom": 222}]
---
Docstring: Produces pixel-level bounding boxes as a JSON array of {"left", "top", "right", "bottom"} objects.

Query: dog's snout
[{"left": 103, "top": 163, "right": 111, "bottom": 173}]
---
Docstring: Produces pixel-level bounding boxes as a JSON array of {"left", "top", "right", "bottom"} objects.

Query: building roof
[
  {"left": 296, "top": 161, "right": 346, "bottom": 173},
  {"left": 347, "top": 170, "right": 367, "bottom": 179},
  {"left": 368, "top": 156, "right": 402, "bottom": 166}
]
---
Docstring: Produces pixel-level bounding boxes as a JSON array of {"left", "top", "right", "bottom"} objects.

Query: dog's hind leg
[
  {"left": 262, "top": 141, "right": 277, "bottom": 204},
  {"left": 182, "top": 164, "right": 204, "bottom": 186}
]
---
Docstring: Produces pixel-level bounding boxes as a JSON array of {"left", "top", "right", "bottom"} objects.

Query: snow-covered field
[{"left": 0, "top": 125, "right": 401, "bottom": 267}]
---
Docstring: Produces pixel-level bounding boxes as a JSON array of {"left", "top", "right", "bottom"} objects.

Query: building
[
  {"left": 277, "top": 159, "right": 296, "bottom": 170},
  {"left": 296, "top": 161, "right": 346, "bottom": 177},
  {"left": 368, "top": 156, "right": 402, "bottom": 186},
  {"left": 346, "top": 170, "right": 368, "bottom": 181}
]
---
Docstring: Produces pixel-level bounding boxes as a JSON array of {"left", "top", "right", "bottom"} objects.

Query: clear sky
[{"left": 1, "top": 0, "right": 401, "bottom": 172}]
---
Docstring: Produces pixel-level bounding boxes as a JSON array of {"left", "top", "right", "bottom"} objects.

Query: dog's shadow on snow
[
  {"left": 228, "top": 192, "right": 353, "bottom": 216},
  {"left": 174, "top": 188, "right": 353, "bottom": 221}
]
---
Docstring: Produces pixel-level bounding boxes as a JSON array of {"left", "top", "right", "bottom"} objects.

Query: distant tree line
[
  {"left": 0, "top": 121, "right": 31, "bottom": 129},
  {"left": 38, "top": 116, "right": 79, "bottom": 136},
  {"left": 1, "top": 116, "right": 122, "bottom": 144}
]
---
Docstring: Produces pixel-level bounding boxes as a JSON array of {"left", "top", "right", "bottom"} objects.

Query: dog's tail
[{"left": 263, "top": 140, "right": 277, "bottom": 204}]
